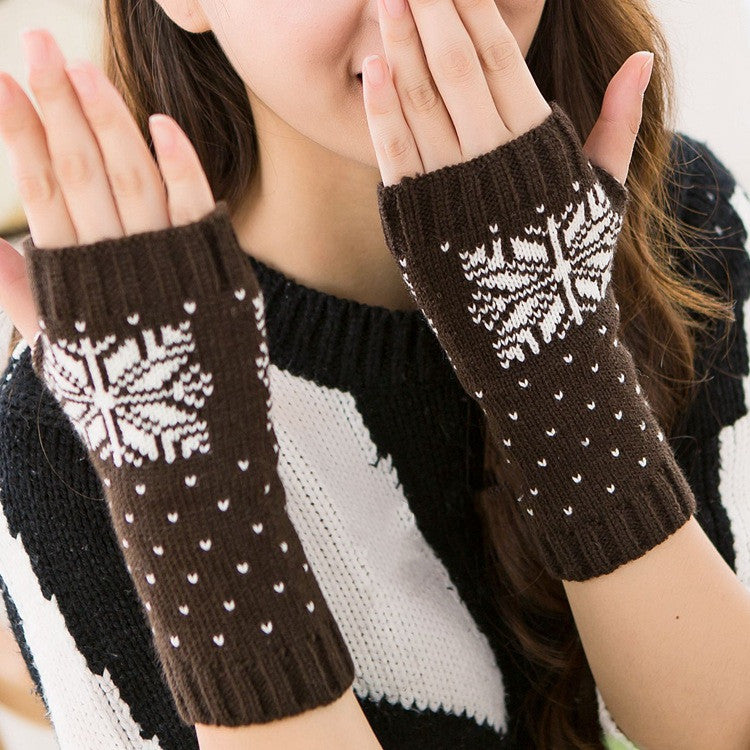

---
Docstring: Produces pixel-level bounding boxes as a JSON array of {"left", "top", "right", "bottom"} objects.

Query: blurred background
[{"left": 0, "top": 1, "right": 749, "bottom": 748}]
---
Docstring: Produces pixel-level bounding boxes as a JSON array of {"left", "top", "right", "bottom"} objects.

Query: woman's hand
[
  {"left": 0, "top": 28, "right": 215, "bottom": 349},
  {"left": 362, "top": 0, "right": 653, "bottom": 188}
]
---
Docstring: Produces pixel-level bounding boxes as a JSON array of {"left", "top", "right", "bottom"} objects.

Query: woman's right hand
[{"left": 0, "top": 28, "right": 216, "bottom": 349}]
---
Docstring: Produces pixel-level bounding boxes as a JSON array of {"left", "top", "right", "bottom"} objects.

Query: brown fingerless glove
[
  {"left": 23, "top": 202, "right": 355, "bottom": 726},
  {"left": 377, "top": 101, "right": 696, "bottom": 582}
]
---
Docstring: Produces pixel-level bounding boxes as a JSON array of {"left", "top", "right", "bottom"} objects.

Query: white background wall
[
  {"left": 651, "top": 0, "right": 750, "bottom": 187},
  {"left": 0, "top": 0, "right": 101, "bottom": 232},
  {"left": 0, "top": 0, "right": 749, "bottom": 227}
]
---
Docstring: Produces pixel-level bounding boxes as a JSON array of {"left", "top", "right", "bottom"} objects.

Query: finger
[
  {"left": 361, "top": 55, "right": 424, "bottom": 187},
  {"left": 65, "top": 60, "right": 170, "bottom": 235},
  {"left": 22, "top": 29, "right": 124, "bottom": 243},
  {"left": 148, "top": 115, "right": 216, "bottom": 227},
  {"left": 0, "top": 72, "right": 77, "bottom": 249},
  {"left": 376, "top": 0, "right": 462, "bottom": 173},
  {"left": 0, "top": 238, "right": 39, "bottom": 347},
  {"left": 453, "top": 0, "right": 551, "bottom": 134},
  {"left": 404, "top": 0, "right": 507, "bottom": 159},
  {"left": 583, "top": 51, "right": 654, "bottom": 186}
]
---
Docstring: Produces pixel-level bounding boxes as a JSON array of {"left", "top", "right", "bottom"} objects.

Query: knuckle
[
  {"left": 439, "top": 41, "right": 476, "bottom": 82},
  {"left": 110, "top": 166, "right": 146, "bottom": 199},
  {"left": 55, "top": 151, "right": 95, "bottom": 188},
  {"left": 598, "top": 111, "right": 619, "bottom": 129},
  {"left": 86, "top": 105, "right": 119, "bottom": 132},
  {"left": 627, "top": 112, "right": 643, "bottom": 137},
  {"left": 600, "top": 108, "right": 640, "bottom": 137},
  {"left": 16, "top": 168, "right": 57, "bottom": 205},
  {"left": 381, "top": 132, "right": 413, "bottom": 164},
  {"left": 480, "top": 37, "right": 520, "bottom": 76},
  {"left": 27, "top": 70, "right": 65, "bottom": 101},
  {"left": 403, "top": 78, "right": 441, "bottom": 115},
  {"left": 389, "top": 27, "right": 419, "bottom": 50},
  {"left": 1, "top": 111, "right": 27, "bottom": 139},
  {"left": 167, "top": 158, "right": 198, "bottom": 185},
  {"left": 367, "top": 96, "right": 393, "bottom": 118}
]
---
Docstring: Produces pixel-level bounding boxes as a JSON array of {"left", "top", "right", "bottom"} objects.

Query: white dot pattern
[
  {"left": 376, "top": 102, "right": 697, "bottom": 580},
  {"left": 27, "top": 206, "right": 355, "bottom": 725},
  {"left": 39, "top": 288, "right": 331, "bottom": 655}
]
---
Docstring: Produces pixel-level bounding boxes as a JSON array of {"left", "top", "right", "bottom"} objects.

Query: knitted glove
[
  {"left": 22, "top": 202, "right": 355, "bottom": 726},
  {"left": 377, "top": 101, "right": 696, "bottom": 582}
]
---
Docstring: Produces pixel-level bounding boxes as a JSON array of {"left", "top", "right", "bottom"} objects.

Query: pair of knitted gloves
[{"left": 23, "top": 102, "right": 696, "bottom": 728}]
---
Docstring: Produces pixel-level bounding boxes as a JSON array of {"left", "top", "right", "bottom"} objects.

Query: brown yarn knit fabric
[
  {"left": 376, "top": 101, "right": 697, "bottom": 582},
  {"left": 23, "top": 203, "right": 355, "bottom": 726}
]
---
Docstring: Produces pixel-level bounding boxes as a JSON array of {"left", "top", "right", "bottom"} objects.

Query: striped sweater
[{"left": 0, "top": 132, "right": 748, "bottom": 750}]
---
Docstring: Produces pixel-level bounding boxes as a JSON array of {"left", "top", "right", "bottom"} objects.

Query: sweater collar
[{"left": 245, "top": 254, "right": 458, "bottom": 392}]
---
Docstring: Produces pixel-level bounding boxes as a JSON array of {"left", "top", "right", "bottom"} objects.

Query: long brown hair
[
  {"left": 8, "top": 0, "right": 734, "bottom": 746},
  {"left": 476, "top": 3, "right": 733, "bottom": 747}
]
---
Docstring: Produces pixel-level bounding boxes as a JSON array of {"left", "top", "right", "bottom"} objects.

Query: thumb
[
  {"left": 582, "top": 50, "right": 654, "bottom": 186},
  {"left": 0, "top": 237, "right": 40, "bottom": 348}
]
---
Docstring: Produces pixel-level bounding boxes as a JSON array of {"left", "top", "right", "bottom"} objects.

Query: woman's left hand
[{"left": 363, "top": 0, "right": 653, "bottom": 188}]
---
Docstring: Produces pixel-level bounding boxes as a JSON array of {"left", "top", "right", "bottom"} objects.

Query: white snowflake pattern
[
  {"left": 39, "top": 318, "right": 214, "bottom": 467},
  {"left": 456, "top": 177, "right": 624, "bottom": 368}
]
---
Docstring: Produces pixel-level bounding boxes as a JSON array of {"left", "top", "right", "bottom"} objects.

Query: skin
[
  {"left": 215, "top": 0, "right": 548, "bottom": 314},
  {"left": 0, "top": 1, "right": 749, "bottom": 748}
]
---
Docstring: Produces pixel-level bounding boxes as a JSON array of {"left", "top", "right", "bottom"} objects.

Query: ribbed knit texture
[
  {"left": 377, "top": 101, "right": 696, "bottom": 580},
  {"left": 0, "top": 132, "right": 747, "bottom": 750},
  {"left": 21, "top": 203, "right": 355, "bottom": 726}
]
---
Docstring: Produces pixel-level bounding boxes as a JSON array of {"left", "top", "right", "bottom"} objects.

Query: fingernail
[
  {"left": 384, "top": 0, "right": 406, "bottom": 18},
  {"left": 0, "top": 74, "right": 13, "bottom": 108},
  {"left": 365, "top": 55, "right": 385, "bottom": 86},
  {"left": 150, "top": 115, "right": 175, "bottom": 153},
  {"left": 21, "top": 30, "right": 50, "bottom": 70},
  {"left": 638, "top": 52, "right": 654, "bottom": 95},
  {"left": 66, "top": 64, "right": 96, "bottom": 101}
]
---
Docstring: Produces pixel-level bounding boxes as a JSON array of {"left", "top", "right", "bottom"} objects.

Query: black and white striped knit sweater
[{"left": 0, "top": 132, "right": 748, "bottom": 750}]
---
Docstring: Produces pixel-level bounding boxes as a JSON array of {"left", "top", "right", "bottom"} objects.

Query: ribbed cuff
[
  {"left": 475, "top": 292, "right": 699, "bottom": 581},
  {"left": 533, "top": 452, "right": 697, "bottom": 581},
  {"left": 163, "top": 616, "right": 356, "bottom": 727},
  {"left": 23, "top": 201, "right": 249, "bottom": 326},
  {"left": 376, "top": 100, "right": 629, "bottom": 262}
]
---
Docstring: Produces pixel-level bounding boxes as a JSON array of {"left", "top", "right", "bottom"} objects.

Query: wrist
[{"left": 477, "top": 289, "right": 697, "bottom": 580}]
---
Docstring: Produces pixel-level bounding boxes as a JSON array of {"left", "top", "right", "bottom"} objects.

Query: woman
[{"left": 0, "top": 0, "right": 748, "bottom": 748}]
